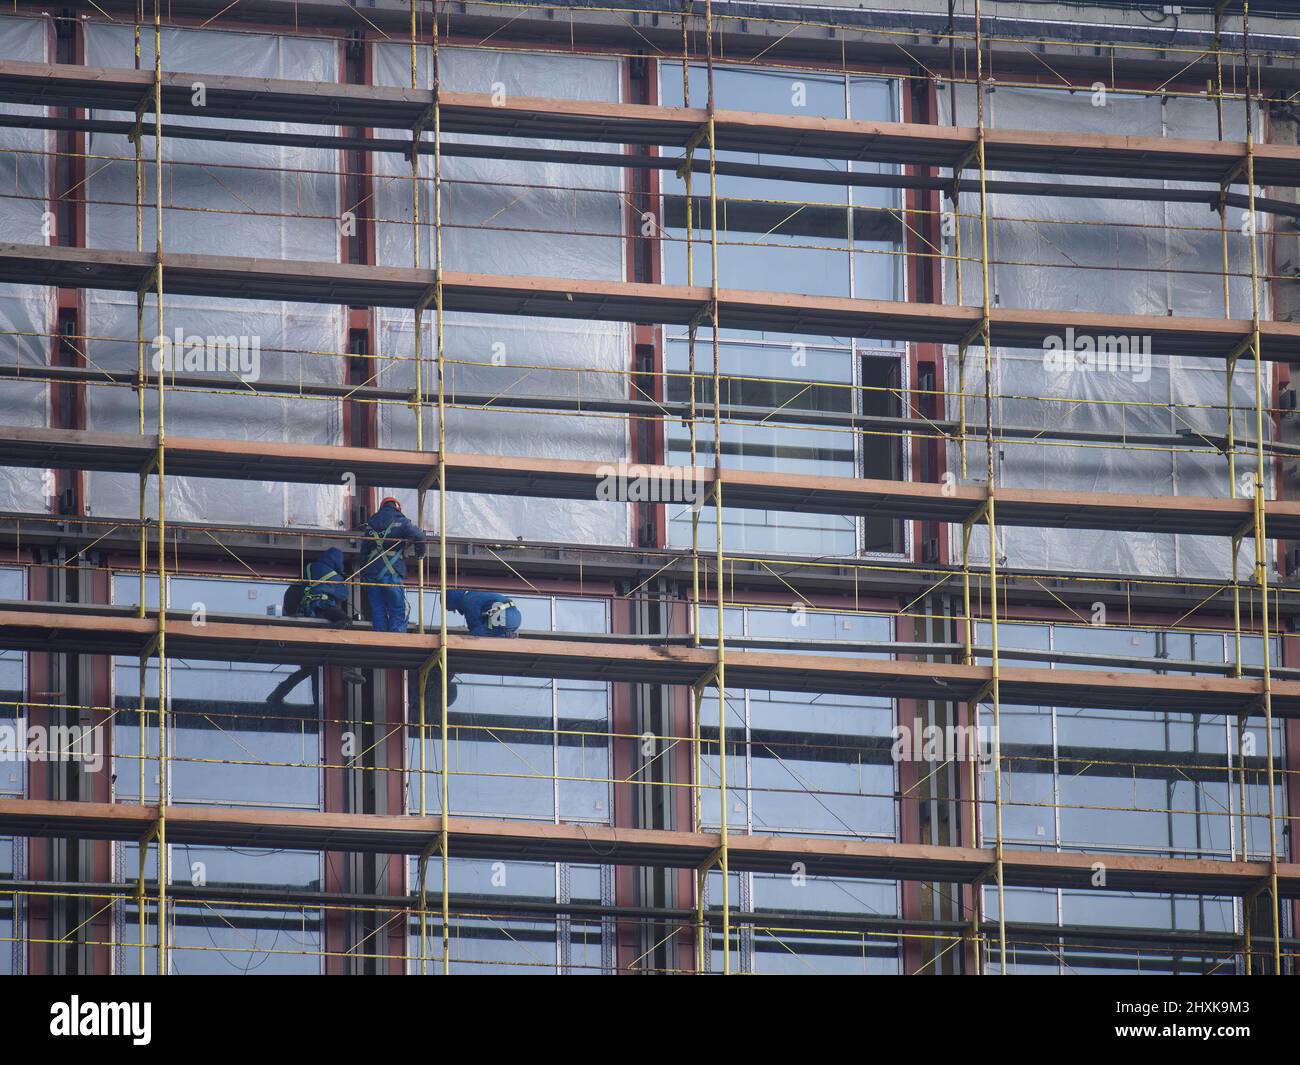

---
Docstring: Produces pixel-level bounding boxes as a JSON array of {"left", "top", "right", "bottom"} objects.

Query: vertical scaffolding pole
[
  {"left": 684, "top": 0, "right": 728, "bottom": 975},
  {"left": 432, "top": 2, "right": 451, "bottom": 978},
  {"left": 132, "top": 0, "right": 169, "bottom": 976},
  {"left": 973, "top": 0, "right": 1005, "bottom": 974},
  {"left": 1241, "top": 0, "right": 1282, "bottom": 975},
  {"left": 408, "top": 1, "right": 451, "bottom": 976},
  {"left": 705, "top": 0, "right": 728, "bottom": 975}
]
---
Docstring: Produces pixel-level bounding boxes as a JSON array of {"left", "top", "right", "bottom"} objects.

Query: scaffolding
[{"left": 0, "top": 0, "right": 1295, "bottom": 974}]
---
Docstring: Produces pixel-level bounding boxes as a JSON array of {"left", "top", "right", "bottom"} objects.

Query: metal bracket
[
  {"left": 127, "top": 85, "right": 158, "bottom": 145},
  {"left": 408, "top": 105, "right": 437, "bottom": 160},
  {"left": 414, "top": 283, "right": 439, "bottom": 314},
  {"left": 956, "top": 318, "right": 987, "bottom": 355},
  {"left": 136, "top": 263, "right": 162, "bottom": 300},
  {"left": 417, "top": 465, "right": 442, "bottom": 494},
  {"left": 699, "top": 845, "right": 725, "bottom": 873},
  {"left": 1219, "top": 158, "right": 1248, "bottom": 205},
  {"left": 139, "top": 446, "right": 162, "bottom": 478},
  {"left": 689, "top": 303, "right": 714, "bottom": 330},
  {"left": 963, "top": 495, "right": 992, "bottom": 531}
]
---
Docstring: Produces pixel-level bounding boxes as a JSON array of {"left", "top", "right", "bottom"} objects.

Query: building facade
[{"left": 0, "top": 0, "right": 1297, "bottom": 973}]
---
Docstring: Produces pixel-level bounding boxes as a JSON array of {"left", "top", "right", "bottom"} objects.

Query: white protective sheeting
[
  {"left": 373, "top": 45, "right": 630, "bottom": 545},
  {"left": 82, "top": 25, "right": 345, "bottom": 528},
  {"left": 939, "top": 85, "right": 1267, "bottom": 578},
  {"left": 0, "top": 15, "right": 53, "bottom": 512}
]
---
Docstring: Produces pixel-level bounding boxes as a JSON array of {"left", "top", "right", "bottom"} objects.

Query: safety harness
[
  {"left": 483, "top": 598, "right": 518, "bottom": 631},
  {"left": 364, "top": 521, "right": 403, "bottom": 578},
  {"left": 299, "top": 567, "right": 341, "bottom": 614}
]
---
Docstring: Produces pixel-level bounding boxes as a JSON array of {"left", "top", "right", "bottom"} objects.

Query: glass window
[{"left": 407, "top": 594, "right": 612, "bottom": 824}]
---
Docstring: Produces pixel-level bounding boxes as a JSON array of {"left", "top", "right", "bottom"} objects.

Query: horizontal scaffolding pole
[
  {"left": 1, "top": 606, "right": 1298, "bottom": 714},
  {"left": 4, "top": 425, "right": 1300, "bottom": 538},
  {"left": 0, "top": 60, "right": 1296, "bottom": 185},
  {"left": 0, "top": 797, "right": 1295, "bottom": 896}
]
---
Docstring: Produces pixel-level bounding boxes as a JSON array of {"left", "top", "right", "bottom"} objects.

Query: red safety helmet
[{"left": 380, "top": 496, "right": 402, "bottom": 511}]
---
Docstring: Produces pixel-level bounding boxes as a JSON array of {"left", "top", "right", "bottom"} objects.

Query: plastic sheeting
[
  {"left": 0, "top": 15, "right": 53, "bottom": 513},
  {"left": 372, "top": 45, "right": 630, "bottom": 546},
  {"left": 938, "top": 85, "right": 1268, "bottom": 578},
  {"left": 81, "top": 24, "right": 346, "bottom": 528}
]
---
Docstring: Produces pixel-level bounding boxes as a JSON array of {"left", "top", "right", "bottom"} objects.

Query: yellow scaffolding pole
[
  {"left": 127, "top": 0, "right": 169, "bottom": 976},
  {"left": 1240, "top": 0, "right": 1282, "bottom": 975},
  {"left": 966, "top": 0, "right": 1006, "bottom": 975}
]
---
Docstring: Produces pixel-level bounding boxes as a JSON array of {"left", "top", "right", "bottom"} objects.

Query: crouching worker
[
  {"left": 448, "top": 589, "right": 522, "bottom": 637},
  {"left": 270, "top": 547, "right": 360, "bottom": 708},
  {"left": 287, "top": 547, "right": 352, "bottom": 626},
  {"left": 359, "top": 496, "right": 425, "bottom": 634}
]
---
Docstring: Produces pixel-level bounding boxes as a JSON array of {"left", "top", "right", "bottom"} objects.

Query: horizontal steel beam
[
  {"left": 1, "top": 606, "right": 1296, "bottom": 715},
  {"left": 5, "top": 110, "right": 1299, "bottom": 218},
  {"left": 4, "top": 362, "right": 1293, "bottom": 458},
  {"left": 2, "top": 425, "right": 1298, "bottom": 538},
  {"left": 1, "top": 244, "right": 1294, "bottom": 362},
  {"left": 5, "top": 511, "right": 1291, "bottom": 616},
  {"left": 0, "top": 60, "right": 1296, "bottom": 184},
  {"left": 0, "top": 798, "right": 1293, "bottom": 897}
]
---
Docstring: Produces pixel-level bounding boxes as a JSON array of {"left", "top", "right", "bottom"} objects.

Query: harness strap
[
  {"left": 364, "top": 521, "right": 402, "bottom": 578},
  {"left": 301, "top": 568, "right": 341, "bottom": 607},
  {"left": 482, "top": 598, "right": 518, "bottom": 630}
]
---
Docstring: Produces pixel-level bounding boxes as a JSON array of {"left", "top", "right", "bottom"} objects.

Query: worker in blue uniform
[
  {"left": 447, "top": 589, "right": 523, "bottom": 637},
  {"left": 297, "top": 547, "right": 351, "bottom": 625},
  {"left": 269, "top": 546, "right": 358, "bottom": 708},
  {"left": 359, "top": 496, "right": 425, "bottom": 634}
]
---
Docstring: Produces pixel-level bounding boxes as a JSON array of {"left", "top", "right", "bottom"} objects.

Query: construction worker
[
  {"left": 448, "top": 589, "right": 523, "bottom": 637},
  {"left": 269, "top": 547, "right": 359, "bottom": 708},
  {"left": 294, "top": 546, "right": 351, "bottom": 626},
  {"left": 359, "top": 496, "right": 425, "bottom": 633}
]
